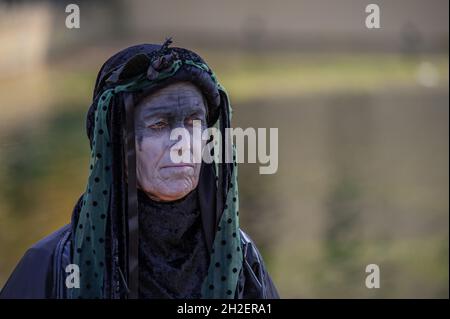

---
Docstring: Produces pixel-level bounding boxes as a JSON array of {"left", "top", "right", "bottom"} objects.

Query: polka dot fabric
[
  {"left": 201, "top": 102, "right": 243, "bottom": 298},
  {"left": 71, "top": 88, "right": 113, "bottom": 299}
]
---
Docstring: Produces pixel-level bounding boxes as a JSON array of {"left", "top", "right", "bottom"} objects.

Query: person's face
[{"left": 134, "top": 82, "right": 207, "bottom": 202}]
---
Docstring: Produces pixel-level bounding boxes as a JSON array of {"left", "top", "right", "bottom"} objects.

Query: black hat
[{"left": 86, "top": 40, "right": 221, "bottom": 147}]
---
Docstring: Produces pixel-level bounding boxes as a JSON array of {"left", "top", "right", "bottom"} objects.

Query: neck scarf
[{"left": 138, "top": 188, "right": 209, "bottom": 298}]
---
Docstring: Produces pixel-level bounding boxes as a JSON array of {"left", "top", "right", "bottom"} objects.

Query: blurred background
[{"left": 0, "top": 0, "right": 448, "bottom": 298}]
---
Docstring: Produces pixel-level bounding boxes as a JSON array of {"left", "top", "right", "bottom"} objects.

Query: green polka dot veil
[{"left": 71, "top": 41, "right": 243, "bottom": 299}]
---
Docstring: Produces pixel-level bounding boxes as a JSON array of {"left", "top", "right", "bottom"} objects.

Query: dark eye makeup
[{"left": 148, "top": 119, "right": 169, "bottom": 130}]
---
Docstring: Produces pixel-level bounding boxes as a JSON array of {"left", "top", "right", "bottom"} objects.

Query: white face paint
[{"left": 134, "top": 82, "right": 207, "bottom": 202}]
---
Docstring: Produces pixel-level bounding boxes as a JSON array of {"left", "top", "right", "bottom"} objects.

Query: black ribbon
[{"left": 124, "top": 93, "right": 139, "bottom": 299}]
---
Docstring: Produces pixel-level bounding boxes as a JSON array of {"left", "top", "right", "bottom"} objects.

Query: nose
[{"left": 169, "top": 128, "right": 192, "bottom": 163}]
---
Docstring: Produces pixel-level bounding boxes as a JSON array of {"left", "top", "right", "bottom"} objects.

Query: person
[{"left": 0, "top": 39, "right": 279, "bottom": 299}]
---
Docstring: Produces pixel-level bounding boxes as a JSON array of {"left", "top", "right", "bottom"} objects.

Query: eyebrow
[
  {"left": 140, "top": 102, "right": 206, "bottom": 120},
  {"left": 141, "top": 106, "right": 175, "bottom": 118}
]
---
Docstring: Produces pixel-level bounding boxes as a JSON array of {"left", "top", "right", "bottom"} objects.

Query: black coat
[{"left": 0, "top": 225, "right": 279, "bottom": 299}]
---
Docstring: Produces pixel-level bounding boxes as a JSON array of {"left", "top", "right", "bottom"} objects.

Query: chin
[
  {"left": 149, "top": 179, "right": 196, "bottom": 202},
  {"left": 163, "top": 183, "right": 194, "bottom": 199},
  {"left": 156, "top": 191, "right": 191, "bottom": 202}
]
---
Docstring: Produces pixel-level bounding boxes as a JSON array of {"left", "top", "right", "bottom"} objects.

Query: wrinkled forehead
[{"left": 135, "top": 82, "right": 207, "bottom": 118}]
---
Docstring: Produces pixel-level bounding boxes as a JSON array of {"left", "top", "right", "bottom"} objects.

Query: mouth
[{"left": 161, "top": 164, "right": 195, "bottom": 169}]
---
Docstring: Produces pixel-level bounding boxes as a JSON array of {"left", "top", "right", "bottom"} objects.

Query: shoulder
[
  {"left": 0, "top": 225, "right": 71, "bottom": 299},
  {"left": 239, "top": 229, "right": 265, "bottom": 266},
  {"left": 238, "top": 229, "right": 280, "bottom": 298},
  {"left": 28, "top": 225, "right": 71, "bottom": 256},
  {"left": 239, "top": 229, "right": 262, "bottom": 261},
  {"left": 239, "top": 229, "right": 270, "bottom": 277}
]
